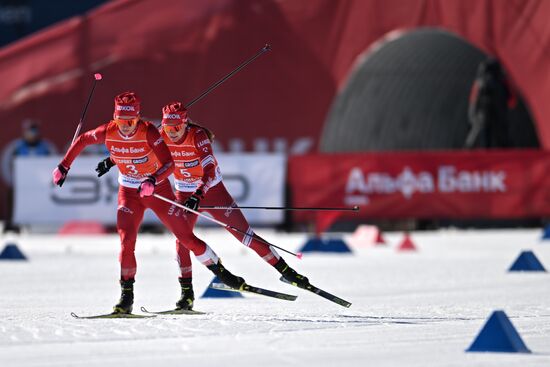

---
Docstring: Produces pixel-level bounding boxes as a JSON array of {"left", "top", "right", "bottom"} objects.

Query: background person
[
  {"left": 465, "top": 57, "right": 517, "bottom": 148},
  {"left": 1, "top": 119, "right": 56, "bottom": 233}
]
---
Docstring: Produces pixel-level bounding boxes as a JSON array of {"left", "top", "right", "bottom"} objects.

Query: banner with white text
[{"left": 288, "top": 150, "right": 550, "bottom": 222}]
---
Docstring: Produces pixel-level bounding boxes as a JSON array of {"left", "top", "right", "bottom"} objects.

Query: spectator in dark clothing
[
  {"left": 2, "top": 119, "right": 57, "bottom": 184},
  {"left": 1, "top": 119, "right": 56, "bottom": 232},
  {"left": 12, "top": 119, "right": 56, "bottom": 156},
  {"left": 465, "top": 58, "right": 517, "bottom": 149}
]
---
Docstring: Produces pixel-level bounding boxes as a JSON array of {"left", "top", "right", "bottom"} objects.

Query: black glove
[
  {"left": 184, "top": 189, "right": 203, "bottom": 212},
  {"left": 95, "top": 157, "right": 115, "bottom": 177}
]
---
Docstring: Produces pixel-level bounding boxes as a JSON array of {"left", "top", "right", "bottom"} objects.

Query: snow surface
[{"left": 1, "top": 228, "right": 549, "bottom": 367}]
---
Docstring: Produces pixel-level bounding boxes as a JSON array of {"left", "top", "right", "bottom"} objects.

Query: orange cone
[{"left": 397, "top": 232, "right": 416, "bottom": 251}]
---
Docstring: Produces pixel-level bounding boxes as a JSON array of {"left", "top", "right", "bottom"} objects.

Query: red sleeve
[
  {"left": 60, "top": 124, "right": 107, "bottom": 168},
  {"left": 194, "top": 129, "right": 218, "bottom": 193},
  {"left": 146, "top": 124, "right": 174, "bottom": 183}
]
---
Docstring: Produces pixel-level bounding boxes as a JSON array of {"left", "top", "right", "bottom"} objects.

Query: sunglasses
[
  {"left": 163, "top": 124, "right": 184, "bottom": 134},
  {"left": 115, "top": 118, "right": 139, "bottom": 128}
]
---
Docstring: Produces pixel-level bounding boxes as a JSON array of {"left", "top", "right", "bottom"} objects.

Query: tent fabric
[{"left": 319, "top": 29, "right": 539, "bottom": 152}]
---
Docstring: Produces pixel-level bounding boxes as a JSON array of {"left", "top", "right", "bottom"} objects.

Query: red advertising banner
[{"left": 288, "top": 150, "right": 550, "bottom": 222}]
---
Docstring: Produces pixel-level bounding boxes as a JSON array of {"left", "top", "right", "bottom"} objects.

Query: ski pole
[
  {"left": 71, "top": 73, "right": 103, "bottom": 144},
  {"left": 200, "top": 205, "right": 360, "bottom": 211},
  {"left": 184, "top": 44, "right": 271, "bottom": 108},
  {"left": 153, "top": 193, "right": 302, "bottom": 259},
  {"left": 58, "top": 73, "right": 103, "bottom": 187}
]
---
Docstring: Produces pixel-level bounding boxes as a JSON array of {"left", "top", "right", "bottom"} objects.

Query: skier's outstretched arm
[{"left": 52, "top": 124, "right": 107, "bottom": 186}]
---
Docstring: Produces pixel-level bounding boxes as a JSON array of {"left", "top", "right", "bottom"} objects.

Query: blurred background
[{"left": 1, "top": 0, "right": 549, "bottom": 234}]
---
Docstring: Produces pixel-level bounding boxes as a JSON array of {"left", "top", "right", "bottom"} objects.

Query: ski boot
[
  {"left": 275, "top": 259, "right": 310, "bottom": 289},
  {"left": 175, "top": 277, "right": 195, "bottom": 310},
  {"left": 207, "top": 260, "right": 246, "bottom": 290},
  {"left": 113, "top": 278, "right": 134, "bottom": 314}
]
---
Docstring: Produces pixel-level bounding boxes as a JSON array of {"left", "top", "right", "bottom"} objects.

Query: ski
[
  {"left": 279, "top": 277, "right": 352, "bottom": 308},
  {"left": 140, "top": 306, "right": 207, "bottom": 315},
  {"left": 210, "top": 282, "right": 297, "bottom": 301},
  {"left": 70, "top": 312, "right": 155, "bottom": 319}
]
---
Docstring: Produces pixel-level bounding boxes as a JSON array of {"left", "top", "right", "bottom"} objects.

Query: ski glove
[
  {"left": 95, "top": 157, "right": 115, "bottom": 177},
  {"left": 52, "top": 164, "right": 69, "bottom": 187},
  {"left": 138, "top": 176, "right": 156, "bottom": 198},
  {"left": 184, "top": 189, "right": 203, "bottom": 212}
]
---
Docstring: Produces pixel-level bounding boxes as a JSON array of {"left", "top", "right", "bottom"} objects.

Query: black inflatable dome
[{"left": 320, "top": 28, "right": 538, "bottom": 152}]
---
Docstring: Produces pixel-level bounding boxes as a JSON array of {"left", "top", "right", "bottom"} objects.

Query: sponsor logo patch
[
  {"left": 132, "top": 157, "right": 148, "bottom": 164},
  {"left": 184, "top": 159, "right": 199, "bottom": 168},
  {"left": 118, "top": 205, "right": 134, "bottom": 214},
  {"left": 110, "top": 146, "right": 146, "bottom": 154},
  {"left": 163, "top": 113, "right": 181, "bottom": 119},
  {"left": 197, "top": 139, "right": 210, "bottom": 148},
  {"left": 172, "top": 150, "right": 195, "bottom": 157},
  {"left": 115, "top": 158, "right": 132, "bottom": 164},
  {"left": 116, "top": 105, "right": 136, "bottom": 111}
]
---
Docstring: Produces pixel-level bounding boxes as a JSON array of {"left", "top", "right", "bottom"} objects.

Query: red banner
[{"left": 288, "top": 150, "right": 550, "bottom": 222}]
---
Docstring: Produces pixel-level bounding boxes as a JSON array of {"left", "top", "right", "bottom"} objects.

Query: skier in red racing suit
[
  {"left": 53, "top": 92, "right": 246, "bottom": 314},
  {"left": 96, "top": 101, "right": 311, "bottom": 309}
]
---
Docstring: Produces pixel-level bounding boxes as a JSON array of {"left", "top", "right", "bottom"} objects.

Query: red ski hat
[
  {"left": 162, "top": 102, "right": 188, "bottom": 126},
  {"left": 114, "top": 92, "right": 140, "bottom": 118}
]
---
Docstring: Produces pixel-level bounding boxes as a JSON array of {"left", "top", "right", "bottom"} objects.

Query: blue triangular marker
[
  {"left": 466, "top": 310, "right": 531, "bottom": 353},
  {"left": 0, "top": 243, "right": 27, "bottom": 260},
  {"left": 299, "top": 237, "right": 352, "bottom": 253},
  {"left": 541, "top": 225, "right": 550, "bottom": 240},
  {"left": 508, "top": 250, "right": 546, "bottom": 272},
  {"left": 201, "top": 276, "right": 243, "bottom": 298}
]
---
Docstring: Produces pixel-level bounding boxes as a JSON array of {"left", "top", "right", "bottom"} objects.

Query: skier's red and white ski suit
[
  {"left": 160, "top": 124, "right": 280, "bottom": 278},
  {"left": 60, "top": 120, "right": 219, "bottom": 280}
]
